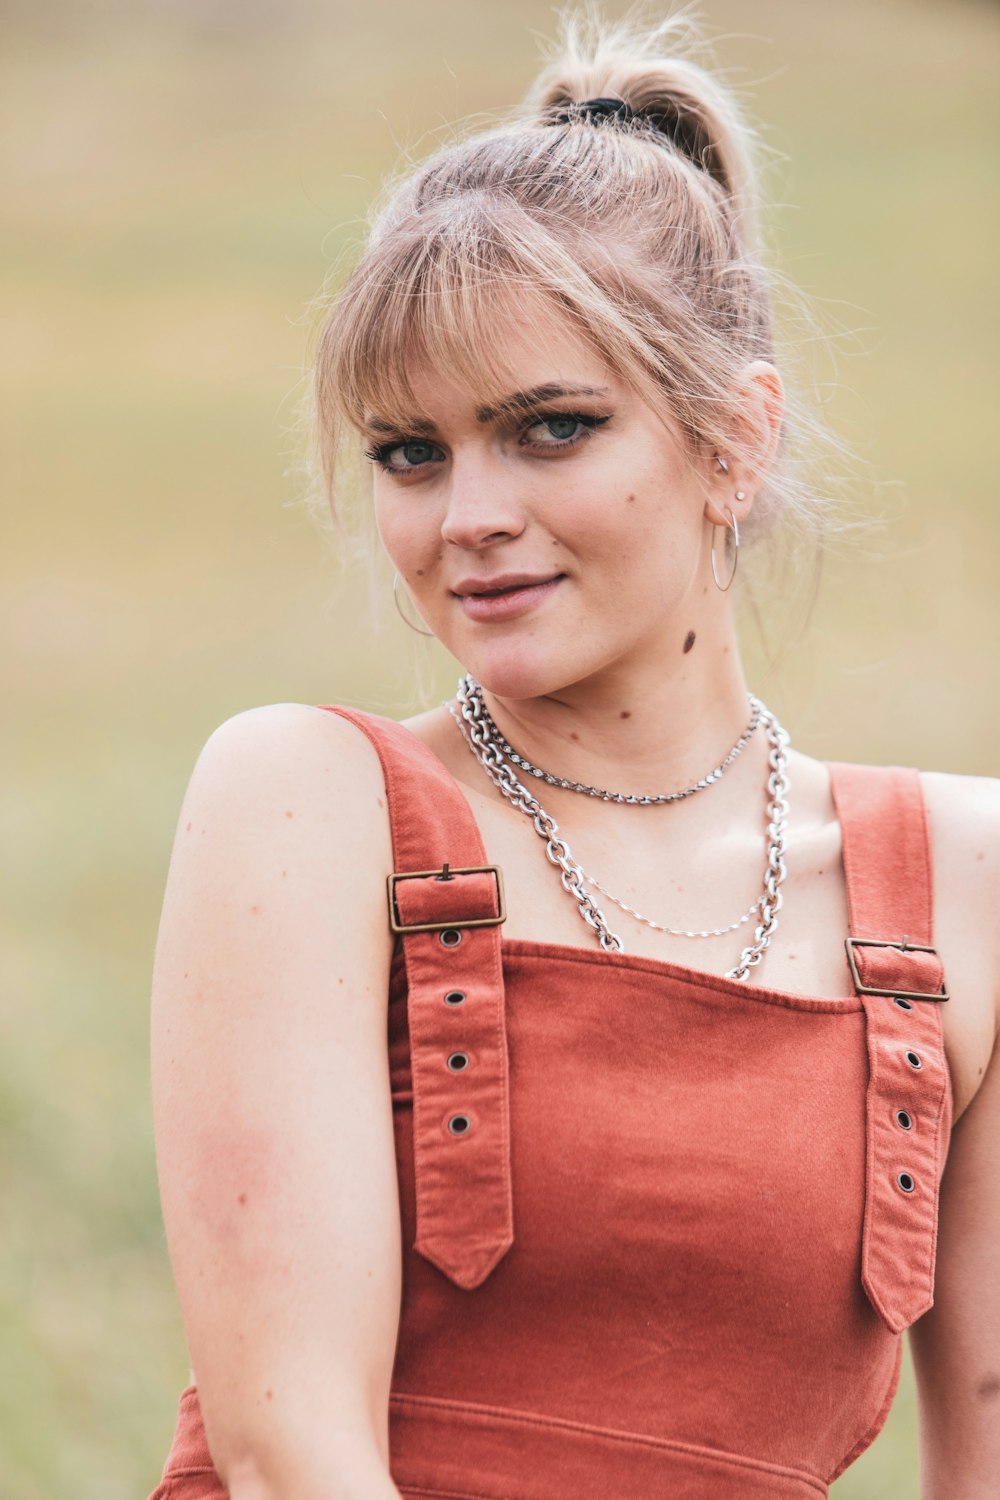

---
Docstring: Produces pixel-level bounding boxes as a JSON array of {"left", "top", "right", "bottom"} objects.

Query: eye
[
  {"left": 364, "top": 439, "right": 444, "bottom": 474},
  {"left": 520, "top": 412, "right": 610, "bottom": 448}
]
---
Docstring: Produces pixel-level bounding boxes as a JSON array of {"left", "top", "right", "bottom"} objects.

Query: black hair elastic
[{"left": 555, "top": 96, "right": 634, "bottom": 126}]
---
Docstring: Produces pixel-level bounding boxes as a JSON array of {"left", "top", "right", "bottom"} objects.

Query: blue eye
[
  {"left": 364, "top": 439, "right": 443, "bottom": 473},
  {"left": 533, "top": 415, "right": 581, "bottom": 441},
  {"left": 521, "top": 412, "right": 610, "bottom": 447}
]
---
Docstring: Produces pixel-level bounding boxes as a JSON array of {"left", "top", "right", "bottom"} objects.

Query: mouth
[
  {"left": 453, "top": 573, "right": 565, "bottom": 599},
  {"left": 452, "top": 573, "right": 566, "bottom": 623}
]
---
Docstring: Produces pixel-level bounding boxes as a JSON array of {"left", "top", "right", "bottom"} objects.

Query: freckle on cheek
[{"left": 620, "top": 710, "right": 631, "bottom": 720}]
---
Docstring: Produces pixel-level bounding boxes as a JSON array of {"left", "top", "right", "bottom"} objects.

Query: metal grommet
[
  {"left": 440, "top": 929, "right": 463, "bottom": 948},
  {"left": 443, "top": 990, "right": 466, "bottom": 1006},
  {"left": 895, "top": 1109, "right": 913, "bottom": 1131},
  {"left": 897, "top": 1171, "right": 916, "bottom": 1193},
  {"left": 447, "top": 1113, "right": 472, "bottom": 1135},
  {"left": 894, "top": 997, "right": 914, "bottom": 1011},
  {"left": 446, "top": 1052, "right": 469, "bottom": 1071},
  {"left": 905, "top": 1050, "right": 923, "bottom": 1070}
]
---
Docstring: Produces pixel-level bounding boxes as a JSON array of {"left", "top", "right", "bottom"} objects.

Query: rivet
[
  {"left": 440, "top": 929, "right": 463, "bottom": 948},
  {"left": 447, "top": 1113, "right": 472, "bottom": 1135}
]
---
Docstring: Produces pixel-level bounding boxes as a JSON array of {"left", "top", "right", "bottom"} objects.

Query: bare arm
[
  {"left": 909, "top": 773, "right": 1000, "bottom": 1498},
  {"left": 909, "top": 1035, "right": 1000, "bottom": 1497},
  {"left": 151, "top": 704, "right": 403, "bottom": 1499}
]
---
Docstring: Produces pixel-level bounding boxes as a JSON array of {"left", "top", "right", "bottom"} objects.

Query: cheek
[{"left": 374, "top": 495, "right": 434, "bottom": 571}]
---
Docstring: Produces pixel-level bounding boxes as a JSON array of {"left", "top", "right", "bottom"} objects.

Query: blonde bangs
[{"left": 315, "top": 198, "right": 668, "bottom": 496}]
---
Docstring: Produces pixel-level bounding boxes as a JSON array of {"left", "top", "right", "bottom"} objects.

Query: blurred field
[{"left": 2, "top": 0, "right": 997, "bottom": 1495}]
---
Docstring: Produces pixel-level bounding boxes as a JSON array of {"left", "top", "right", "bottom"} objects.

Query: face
[{"left": 365, "top": 305, "right": 721, "bottom": 701}]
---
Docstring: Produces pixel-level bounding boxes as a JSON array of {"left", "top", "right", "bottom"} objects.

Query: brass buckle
[
  {"left": 387, "top": 864, "right": 506, "bottom": 936},
  {"left": 845, "top": 937, "right": 949, "bottom": 1002}
]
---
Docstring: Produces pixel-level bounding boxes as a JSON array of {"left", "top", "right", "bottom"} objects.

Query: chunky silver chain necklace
[
  {"left": 448, "top": 674, "right": 791, "bottom": 982},
  {"left": 465, "top": 678, "right": 762, "bottom": 804}
]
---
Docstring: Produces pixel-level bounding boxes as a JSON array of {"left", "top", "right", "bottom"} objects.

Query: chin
[{"left": 456, "top": 639, "right": 602, "bottom": 704}]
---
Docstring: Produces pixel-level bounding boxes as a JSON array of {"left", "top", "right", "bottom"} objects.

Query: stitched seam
[
  {"left": 826, "top": 1336, "right": 902, "bottom": 1482},
  {"left": 390, "top": 1393, "right": 826, "bottom": 1489},
  {"left": 914, "top": 769, "right": 935, "bottom": 943},
  {"left": 862, "top": 997, "right": 883, "bottom": 1321},
  {"left": 826, "top": 761, "right": 862, "bottom": 936},
  {"left": 501, "top": 942, "right": 861, "bottom": 1013},
  {"left": 925, "top": 1001, "right": 951, "bottom": 1309},
  {"left": 398, "top": 1487, "right": 513, "bottom": 1500}
]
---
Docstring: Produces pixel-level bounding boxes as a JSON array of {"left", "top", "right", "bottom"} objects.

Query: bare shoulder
[
  {"left": 189, "top": 700, "right": 388, "bottom": 812},
  {"left": 919, "top": 767, "right": 1000, "bottom": 931},
  {"left": 916, "top": 770, "right": 1000, "bottom": 1125},
  {"left": 157, "top": 700, "right": 396, "bottom": 1005},
  {"left": 919, "top": 765, "right": 1000, "bottom": 838}
]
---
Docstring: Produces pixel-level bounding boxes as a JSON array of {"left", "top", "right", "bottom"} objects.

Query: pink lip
[{"left": 453, "top": 573, "right": 565, "bottom": 623}]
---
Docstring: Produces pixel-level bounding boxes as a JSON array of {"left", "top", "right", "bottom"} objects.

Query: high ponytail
[{"left": 525, "top": 11, "right": 760, "bottom": 251}]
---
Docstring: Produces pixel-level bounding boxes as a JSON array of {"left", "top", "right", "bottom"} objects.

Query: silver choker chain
[
  {"left": 448, "top": 674, "right": 791, "bottom": 981},
  {"left": 465, "top": 678, "right": 762, "bottom": 804}
]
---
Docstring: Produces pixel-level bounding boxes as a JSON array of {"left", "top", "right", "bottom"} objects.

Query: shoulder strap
[
  {"left": 317, "top": 704, "right": 514, "bottom": 1291},
  {"left": 827, "top": 761, "right": 952, "bottom": 1333}
]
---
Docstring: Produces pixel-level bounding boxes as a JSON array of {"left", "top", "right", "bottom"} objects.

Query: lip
[{"left": 452, "top": 572, "right": 566, "bottom": 624}]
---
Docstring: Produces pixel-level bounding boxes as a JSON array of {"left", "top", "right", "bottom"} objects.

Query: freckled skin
[
  {"left": 683, "top": 630, "right": 696, "bottom": 653},
  {"left": 620, "top": 711, "right": 631, "bottom": 720},
  {"left": 284, "top": 810, "right": 294, "bottom": 819},
  {"left": 977, "top": 1374, "right": 1000, "bottom": 1400}
]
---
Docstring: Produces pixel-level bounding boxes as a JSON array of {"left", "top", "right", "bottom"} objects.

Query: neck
[{"left": 473, "top": 627, "right": 753, "bottom": 800}]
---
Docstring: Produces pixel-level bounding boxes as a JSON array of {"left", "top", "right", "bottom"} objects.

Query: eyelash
[{"left": 363, "top": 410, "right": 611, "bottom": 475}]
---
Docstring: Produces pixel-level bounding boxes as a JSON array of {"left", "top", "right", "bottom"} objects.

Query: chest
[{"left": 450, "top": 781, "right": 988, "bottom": 1125}]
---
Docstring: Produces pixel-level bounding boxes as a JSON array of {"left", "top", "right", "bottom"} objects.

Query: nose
[{"left": 439, "top": 458, "right": 527, "bottom": 551}]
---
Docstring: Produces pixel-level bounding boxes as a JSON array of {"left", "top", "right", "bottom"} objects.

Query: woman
[{"left": 149, "top": 13, "right": 999, "bottom": 1499}]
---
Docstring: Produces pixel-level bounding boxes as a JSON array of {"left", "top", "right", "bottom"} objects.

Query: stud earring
[{"left": 716, "top": 456, "right": 747, "bottom": 506}]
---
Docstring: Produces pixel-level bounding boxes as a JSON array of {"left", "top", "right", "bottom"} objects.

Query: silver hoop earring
[
  {"left": 392, "top": 573, "right": 436, "bottom": 637},
  {"left": 710, "top": 506, "right": 740, "bottom": 592}
]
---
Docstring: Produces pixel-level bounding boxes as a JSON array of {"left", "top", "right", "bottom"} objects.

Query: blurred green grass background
[{"left": 2, "top": 1, "right": 997, "bottom": 1494}]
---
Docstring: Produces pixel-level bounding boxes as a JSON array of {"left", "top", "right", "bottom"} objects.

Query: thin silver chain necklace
[
  {"left": 448, "top": 674, "right": 791, "bottom": 982},
  {"left": 465, "top": 678, "right": 762, "bottom": 804}
]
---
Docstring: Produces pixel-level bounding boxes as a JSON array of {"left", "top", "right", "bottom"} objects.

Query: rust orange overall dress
[{"left": 151, "top": 705, "right": 953, "bottom": 1499}]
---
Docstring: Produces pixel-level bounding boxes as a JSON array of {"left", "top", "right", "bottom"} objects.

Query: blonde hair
[{"left": 308, "top": 6, "right": 856, "bottom": 594}]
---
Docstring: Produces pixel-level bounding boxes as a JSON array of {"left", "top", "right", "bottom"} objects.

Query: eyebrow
[
  {"left": 475, "top": 384, "right": 611, "bottom": 424},
  {"left": 364, "top": 415, "right": 436, "bottom": 435},
  {"left": 362, "top": 383, "right": 611, "bottom": 436}
]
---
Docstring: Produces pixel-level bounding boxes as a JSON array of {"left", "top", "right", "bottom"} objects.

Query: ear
[{"left": 704, "top": 360, "right": 785, "bottom": 527}]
